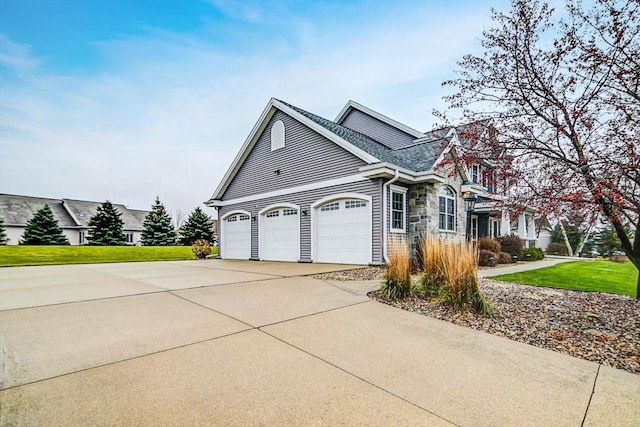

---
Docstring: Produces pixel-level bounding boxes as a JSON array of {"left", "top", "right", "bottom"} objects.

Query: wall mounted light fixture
[
  {"left": 302, "top": 210, "right": 309, "bottom": 216},
  {"left": 274, "top": 169, "right": 281, "bottom": 175}
]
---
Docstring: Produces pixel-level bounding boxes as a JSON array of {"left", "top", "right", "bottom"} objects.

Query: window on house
[
  {"left": 79, "top": 231, "right": 85, "bottom": 245},
  {"left": 489, "top": 218, "right": 501, "bottom": 238},
  {"left": 439, "top": 186, "right": 456, "bottom": 232},
  {"left": 390, "top": 187, "right": 406, "bottom": 232},
  {"left": 482, "top": 169, "right": 496, "bottom": 192},
  {"left": 471, "top": 165, "right": 480, "bottom": 184},
  {"left": 125, "top": 232, "right": 134, "bottom": 244},
  {"left": 271, "top": 120, "right": 285, "bottom": 151}
]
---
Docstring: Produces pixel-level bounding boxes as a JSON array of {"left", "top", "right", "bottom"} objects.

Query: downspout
[{"left": 382, "top": 169, "right": 400, "bottom": 263}]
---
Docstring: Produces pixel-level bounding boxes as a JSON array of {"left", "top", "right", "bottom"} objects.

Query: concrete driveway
[{"left": 1, "top": 260, "right": 638, "bottom": 426}]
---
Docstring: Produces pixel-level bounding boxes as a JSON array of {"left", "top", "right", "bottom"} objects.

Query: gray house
[
  {"left": 206, "top": 98, "right": 537, "bottom": 265},
  {"left": 0, "top": 194, "right": 148, "bottom": 245}
]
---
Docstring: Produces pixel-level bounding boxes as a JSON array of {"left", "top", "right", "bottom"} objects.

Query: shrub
[
  {"left": 546, "top": 242, "right": 568, "bottom": 256},
  {"left": 191, "top": 239, "right": 211, "bottom": 259},
  {"left": 523, "top": 247, "right": 544, "bottom": 261},
  {"left": 498, "top": 252, "right": 512, "bottom": 264},
  {"left": 419, "top": 236, "right": 492, "bottom": 315},
  {"left": 478, "top": 237, "right": 501, "bottom": 254},
  {"left": 380, "top": 236, "right": 412, "bottom": 299},
  {"left": 478, "top": 250, "right": 498, "bottom": 267},
  {"left": 497, "top": 234, "right": 523, "bottom": 260},
  {"left": 609, "top": 254, "right": 628, "bottom": 263}
]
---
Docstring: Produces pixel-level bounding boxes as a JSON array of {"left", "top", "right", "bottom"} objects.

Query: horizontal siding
[
  {"left": 223, "top": 111, "right": 368, "bottom": 200},
  {"left": 219, "top": 179, "right": 384, "bottom": 264},
  {"left": 341, "top": 109, "right": 416, "bottom": 150}
]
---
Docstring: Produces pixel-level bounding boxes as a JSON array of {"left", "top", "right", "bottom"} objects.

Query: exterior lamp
[{"left": 464, "top": 193, "right": 478, "bottom": 241}]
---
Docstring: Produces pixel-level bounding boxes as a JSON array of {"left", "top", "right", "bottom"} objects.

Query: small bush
[
  {"left": 497, "top": 234, "right": 523, "bottom": 260},
  {"left": 498, "top": 252, "right": 512, "bottom": 264},
  {"left": 523, "top": 247, "right": 544, "bottom": 261},
  {"left": 609, "top": 254, "right": 628, "bottom": 263},
  {"left": 478, "top": 237, "right": 501, "bottom": 254},
  {"left": 191, "top": 239, "right": 211, "bottom": 259},
  {"left": 546, "top": 242, "right": 568, "bottom": 256},
  {"left": 380, "top": 236, "right": 412, "bottom": 299},
  {"left": 478, "top": 249, "right": 498, "bottom": 267}
]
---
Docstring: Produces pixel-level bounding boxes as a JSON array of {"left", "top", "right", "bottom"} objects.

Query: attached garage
[
  {"left": 222, "top": 212, "right": 251, "bottom": 259},
  {"left": 313, "top": 195, "right": 371, "bottom": 264},
  {"left": 259, "top": 205, "right": 300, "bottom": 262}
]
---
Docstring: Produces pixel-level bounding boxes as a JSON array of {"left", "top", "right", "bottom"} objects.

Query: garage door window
[
  {"left": 345, "top": 200, "right": 366, "bottom": 209},
  {"left": 320, "top": 202, "right": 339, "bottom": 212},
  {"left": 283, "top": 208, "right": 298, "bottom": 216},
  {"left": 266, "top": 210, "right": 279, "bottom": 218}
]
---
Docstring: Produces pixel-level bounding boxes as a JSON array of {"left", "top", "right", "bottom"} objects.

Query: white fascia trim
[
  {"left": 208, "top": 99, "right": 279, "bottom": 202},
  {"left": 334, "top": 100, "right": 425, "bottom": 138},
  {"left": 310, "top": 192, "right": 372, "bottom": 264},
  {"left": 258, "top": 203, "right": 300, "bottom": 261},
  {"left": 273, "top": 99, "right": 379, "bottom": 164},
  {"left": 359, "top": 163, "right": 447, "bottom": 184},
  {"left": 60, "top": 200, "right": 82, "bottom": 226},
  {"left": 209, "top": 174, "right": 368, "bottom": 207}
]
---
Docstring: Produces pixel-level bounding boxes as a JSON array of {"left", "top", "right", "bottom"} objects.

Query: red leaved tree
[{"left": 440, "top": 0, "right": 640, "bottom": 297}]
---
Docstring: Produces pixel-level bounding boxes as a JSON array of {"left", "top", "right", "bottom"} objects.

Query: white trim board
[{"left": 207, "top": 174, "right": 369, "bottom": 207}]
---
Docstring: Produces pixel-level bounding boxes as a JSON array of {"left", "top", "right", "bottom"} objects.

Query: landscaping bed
[{"left": 313, "top": 267, "right": 640, "bottom": 374}]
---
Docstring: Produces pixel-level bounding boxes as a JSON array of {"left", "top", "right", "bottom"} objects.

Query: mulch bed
[{"left": 311, "top": 267, "right": 640, "bottom": 374}]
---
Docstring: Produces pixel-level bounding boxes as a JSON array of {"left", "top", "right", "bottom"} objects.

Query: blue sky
[{"left": 0, "top": 0, "right": 511, "bottom": 218}]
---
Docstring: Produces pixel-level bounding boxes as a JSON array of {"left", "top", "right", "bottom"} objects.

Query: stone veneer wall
[{"left": 407, "top": 178, "right": 466, "bottom": 256}]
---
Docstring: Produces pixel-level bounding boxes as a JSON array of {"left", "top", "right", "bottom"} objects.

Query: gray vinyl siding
[
  {"left": 223, "top": 111, "right": 368, "bottom": 200},
  {"left": 340, "top": 109, "right": 416, "bottom": 150},
  {"left": 219, "top": 179, "right": 384, "bottom": 264}
]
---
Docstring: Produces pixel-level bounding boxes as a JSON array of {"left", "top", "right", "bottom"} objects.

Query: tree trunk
[
  {"left": 574, "top": 225, "right": 594, "bottom": 257},
  {"left": 558, "top": 222, "right": 575, "bottom": 257}
]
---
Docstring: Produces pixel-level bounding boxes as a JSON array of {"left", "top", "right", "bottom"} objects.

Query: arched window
[
  {"left": 271, "top": 120, "right": 285, "bottom": 151},
  {"left": 439, "top": 186, "right": 456, "bottom": 231}
]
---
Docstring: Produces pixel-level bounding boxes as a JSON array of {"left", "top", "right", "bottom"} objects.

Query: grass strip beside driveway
[
  {"left": 493, "top": 260, "right": 637, "bottom": 297},
  {"left": 0, "top": 245, "right": 218, "bottom": 267}
]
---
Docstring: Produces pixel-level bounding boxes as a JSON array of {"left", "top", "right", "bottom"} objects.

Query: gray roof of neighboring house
[
  {"left": 282, "top": 100, "right": 483, "bottom": 173},
  {"left": 0, "top": 194, "right": 147, "bottom": 230}
]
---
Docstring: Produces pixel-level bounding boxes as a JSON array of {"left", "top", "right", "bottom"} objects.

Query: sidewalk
[{"left": 478, "top": 258, "right": 575, "bottom": 278}]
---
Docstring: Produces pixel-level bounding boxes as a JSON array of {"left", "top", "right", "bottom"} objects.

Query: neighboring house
[
  {"left": 206, "top": 98, "right": 537, "bottom": 265},
  {"left": 0, "top": 194, "right": 147, "bottom": 245}
]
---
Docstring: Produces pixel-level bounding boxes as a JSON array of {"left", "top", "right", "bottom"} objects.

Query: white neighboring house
[{"left": 0, "top": 194, "right": 148, "bottom": 245}]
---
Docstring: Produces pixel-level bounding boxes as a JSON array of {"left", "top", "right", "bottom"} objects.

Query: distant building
[{"left": 0, "top": 194, "right": 148, "bottom": 245}]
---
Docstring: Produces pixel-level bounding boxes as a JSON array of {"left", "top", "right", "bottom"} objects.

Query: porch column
[
  {"left": 500, "top": 210, "right": 511, "bottom": 235},
  {"left": 517, "top": 213, "right": 527, "bottom": 239}
]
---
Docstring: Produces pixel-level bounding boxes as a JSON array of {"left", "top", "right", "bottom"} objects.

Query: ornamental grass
[
  {"left": 380, "top": 235, "right": 412, "bottom": 299},
  {"left": 419, "top": 235, "right": 492, "bottom": 315}
]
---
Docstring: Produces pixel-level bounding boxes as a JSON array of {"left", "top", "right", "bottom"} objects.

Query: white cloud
[{"left": 0, "top": 2, "right": 500, "bottom": 216}]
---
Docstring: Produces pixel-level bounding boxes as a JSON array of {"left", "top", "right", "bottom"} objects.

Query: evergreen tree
[
  {"left": 87, "top": 201, "right": 126, "bottom": 245},
  {"left": 0, "top": 216, "right": 9, "bottom": 244},
  {"left": 21, "top": 204, "right": 69, "bottom": 245},
  {"left": 141, "top": 197, "right": 177, "bottom": 246},
  {"left": 179, "top": 207, "right": 215, "bottom": 245}
]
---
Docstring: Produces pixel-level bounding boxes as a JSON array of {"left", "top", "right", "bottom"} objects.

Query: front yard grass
[
  {"left": 493, "top": 260, "right": 637, "bottom": 297},
  {"left": 0, "top": 245, "right": 218, "bottom": 267}
]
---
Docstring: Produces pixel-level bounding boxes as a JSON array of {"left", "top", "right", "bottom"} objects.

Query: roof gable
[
  {"left": 208, "top": 98, "right": 383, "bottom": 202},
  {"left": 335, "top": 100, "right": 425, "bottom": 140}
]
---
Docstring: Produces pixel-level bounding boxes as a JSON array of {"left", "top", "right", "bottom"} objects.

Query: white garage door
[
  {"left": 260, "top": 207, "right": 299, "bottom": 262},
  {"left": 223, "top": 213, "right": 251, "bottom": 259},
  {"left": 315, "top": 199, "right": 370, "bottom": 264}
]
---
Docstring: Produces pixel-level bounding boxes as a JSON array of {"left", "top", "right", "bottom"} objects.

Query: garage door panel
[
  {"left": 224, "top": 214, "right": 251, "bottom": 259},
  {"left": 315, "top": 199, "right": 370, "bottom": 265},
  {"left": 260, "top": 208, "right": 299, "bottom": 262}
]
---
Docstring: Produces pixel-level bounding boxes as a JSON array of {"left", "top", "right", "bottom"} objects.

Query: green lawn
[
  {"left": 0, "top": 245, "right": 219, "bottom": 267},
  {"left": 493, "top": 260, "right": 638, "bottom": 297}
]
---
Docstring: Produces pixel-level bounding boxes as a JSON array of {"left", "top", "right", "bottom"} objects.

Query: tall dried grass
[
  {"left": 380, "top": 235, "right": 412, "bottom": 299},
  {"left": 419, "top": 235, "right": 492, "bottom": 315}
]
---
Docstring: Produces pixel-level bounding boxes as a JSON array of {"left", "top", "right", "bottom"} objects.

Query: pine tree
[
  {"left": 141, "top": 197, "right": 177, "bottom": 246},
  {"left": 0, "top": 216, "right": 9, "bottom": 245},
  {"left": 21, "top": 204, "right": 69, "bottom": 245},
  {"left": 87, "top": 201, "right": 126, "bottom": 245},
  {"left": 179, "top": 207, "right": 215, "bottom": 245}
]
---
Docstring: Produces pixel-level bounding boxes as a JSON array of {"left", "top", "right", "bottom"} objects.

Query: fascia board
[
  {"left": 208, "top": 98, "right": 279, "bottom": 201},
  {"left": 272, "top": 99, "right": 380, "bottom": 164},
  {"left": 334, "top": 100, "right": 425, "bottom": 138},
  {"left": 359, "top": 163, "right": 446, "bottom": 184}
]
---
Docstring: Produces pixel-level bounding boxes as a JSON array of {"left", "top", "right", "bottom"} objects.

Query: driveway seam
[
  {"left": 581, "top": 364, "right": 600, "bottom": 427},
  {"left": 258, "top": 328, "right": 460, "bottom": 427},
  {"left": 168, "top": 292, "right": 255, "bottom": 329},
  {"left": 257, "top": 299, "right": 372, "bottom": 329},
  {"left": 0, "top": 329, "right": 253, "bottom": 392}
]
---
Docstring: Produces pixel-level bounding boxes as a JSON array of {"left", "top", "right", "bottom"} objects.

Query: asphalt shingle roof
[{"left": 282, "top": 100, "right": 456, "bottom": 172}]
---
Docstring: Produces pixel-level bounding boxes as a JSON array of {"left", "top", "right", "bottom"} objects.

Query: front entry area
[{"left": 313, "top": 196, "right": 371, "bottom": 265}]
